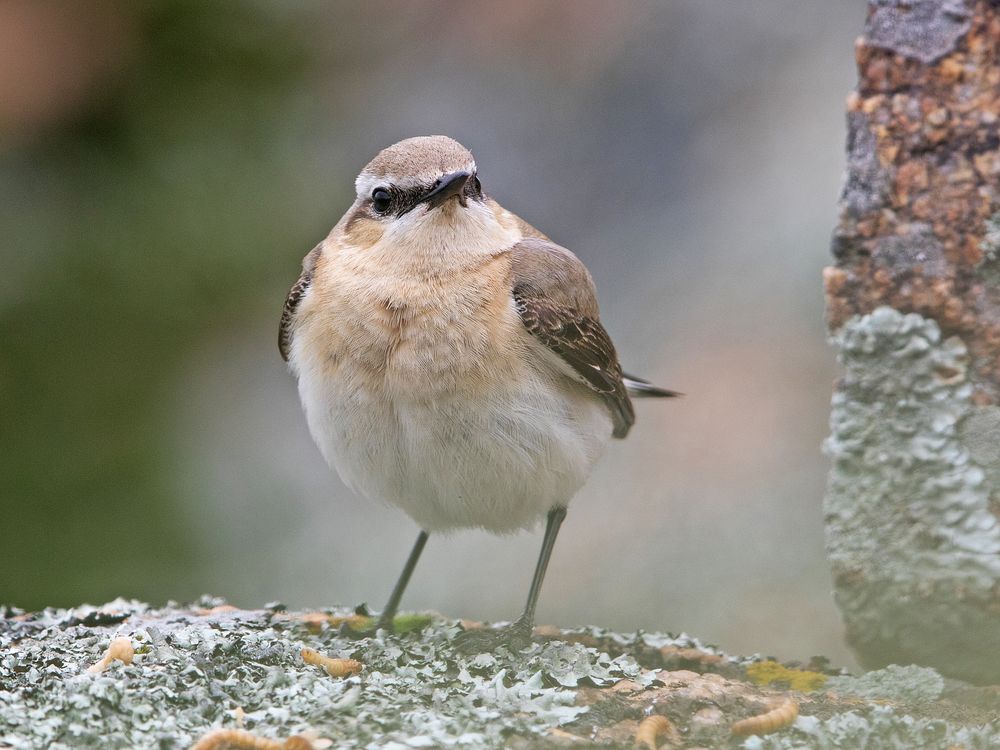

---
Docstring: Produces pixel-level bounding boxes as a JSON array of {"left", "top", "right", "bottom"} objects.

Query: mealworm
[
  {"left": 731, "top": 698, "right": 798, "bottom": 736},
  {"left": 296, "top": 612, "right": 333, "bottom": 632},
  {"left": 190, "top": 729, "right": 281, "bottom": 750},
  {"left": 281, "top": 612, "right": 372, "bottom": 633},
  {"left": 634, "top": 714, "right": 679, "bottom": 750},
  {"left": 327, "top": 613, "right": 373, "bottom": 630},
  {"left": 301, "top": 648, "right": 362, "bottom": 677},
  {"left": 189, "top": 728, "right": 314, "bottom": 750},
  {"left": 87, "top": 636, "right": 135, "bottom": 673},
  {"left": 194, "top": 605, "right": 239, "bottom": 616}
]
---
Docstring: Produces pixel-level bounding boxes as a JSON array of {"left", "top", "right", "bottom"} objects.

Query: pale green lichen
[
  {"left": 957, "top": 406, "right": 1000, "bottom": 490},
  {"left": 976, "top": 213, "right": 1000, "bottom": 286},
  {"left": 746, "top": 706, "right": 1000, "bottom": 750},
  {"left": 4, "top": 598, "right": 998, "bottom": 748},
  {"left": 824, "top": 307, "right": 1000, "bottom": 683},
  {"left": 825, "top": 664, "right": 944, "bottom": 704},
  {"left": 0, "top": 599, "right": 653, "bottom": 749},
  {"left": 981, "top": 213, "right": 1000, "bottom": 260}
]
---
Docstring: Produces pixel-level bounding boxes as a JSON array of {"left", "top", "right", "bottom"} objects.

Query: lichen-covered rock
[
  {"left": 824, "top": 0, "right": 1000, "bottom": 685},
  {"left": 825, "top": 1, "right": 1000, "bottom": 398},
  {"left": 3, "top": 600, "right": 998, "bottom": 749},
  {"left": 825, "top": 307, "right": 1000, "bottom": 683},
  {"left": 0, "top": 600, "right": 642, "bottom": 749},
  {"left": 748, "top": 706, "right": 1000, "bottom": 750},
  {"left": 866, "top": 0, "right": 974, "bottom": 64},
  {"left": 825, "top": 665, "right": 945, "bottom": 704}
]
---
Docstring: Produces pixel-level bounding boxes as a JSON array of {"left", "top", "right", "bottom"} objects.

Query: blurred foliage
[{"left": 0, "top": 0, "right": 328, "bottom": 608}]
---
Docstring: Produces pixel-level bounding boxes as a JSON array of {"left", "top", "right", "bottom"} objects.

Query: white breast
[{"left": 290, "top": 273, "right": 613, "bottom": 533}]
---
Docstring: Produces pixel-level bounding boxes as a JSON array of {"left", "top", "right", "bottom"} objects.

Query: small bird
[{"left": 280, "top": 136, "right": 677, "bottom": 643}]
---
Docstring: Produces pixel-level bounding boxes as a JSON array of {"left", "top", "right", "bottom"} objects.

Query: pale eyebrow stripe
[{"left": 355, "top": 161, "right": 477, "bottom": 196}]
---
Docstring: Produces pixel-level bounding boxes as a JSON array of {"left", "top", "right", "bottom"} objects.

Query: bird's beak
[{"left": 421, "top": 171, "right": 470, "bottom": 210}]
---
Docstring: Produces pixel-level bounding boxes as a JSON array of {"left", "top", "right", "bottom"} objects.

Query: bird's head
[{"left": 341, "top": 136, "right": 512, "bottom": 260}]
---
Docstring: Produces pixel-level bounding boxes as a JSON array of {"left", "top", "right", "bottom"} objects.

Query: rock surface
[
  {"left": 823, "top": 0, "right": 1000, "bottom": 683},
  {"left": 2, "top": 599, "right": 999, "bottom": 749}
]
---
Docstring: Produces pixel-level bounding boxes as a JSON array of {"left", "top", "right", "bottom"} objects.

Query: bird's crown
[{"left": 356, "top": 136, "right": 476, "bottom": 194}]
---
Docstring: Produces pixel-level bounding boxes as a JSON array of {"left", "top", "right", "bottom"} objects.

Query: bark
[{"left": 824, "top": 0, "right": 1000, "bottom": 684}]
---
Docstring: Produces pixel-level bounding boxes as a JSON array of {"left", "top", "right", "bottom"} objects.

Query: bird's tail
[{"left": 623, "top": 373, "right": 682, "bottom": 398}]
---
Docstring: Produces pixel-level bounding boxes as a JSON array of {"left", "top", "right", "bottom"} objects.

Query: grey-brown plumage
[
  {"left": 510, "top": 238, "right": 635, "bottom": 438},
  {"left": 279, "top": 244, "right": 320, "bottom": 362},
  {"left": 279, "top": 230, "right": 677, "bottom": 437},
  {"left": 279, "top": 134, "right": 677, "bottom": 641}
]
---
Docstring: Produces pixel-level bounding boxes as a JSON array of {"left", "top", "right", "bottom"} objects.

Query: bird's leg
[
  {"left": 456, "top": 506, "right": 567, "bottom": 653},
  {"left": 511, "top": 505, "right": 566, "bottom": 635},
  {"left": 341, "top": 530, "right": 428, "bottom": 638},
  {"left": 376, "top": 529, "right": 429, "bottom": 631}
]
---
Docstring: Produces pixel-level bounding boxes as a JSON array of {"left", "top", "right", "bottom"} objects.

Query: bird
[{"left": 279, "top": 135, "right": 677, "bottom": 645}]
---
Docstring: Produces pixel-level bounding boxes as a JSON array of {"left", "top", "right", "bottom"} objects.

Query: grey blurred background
[{"left": 0, "top": 1, "right": 863, "bottom": 667}]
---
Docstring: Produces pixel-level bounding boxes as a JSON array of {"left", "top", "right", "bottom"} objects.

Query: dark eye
[
  {"left": 472, "top": 175, "right": 482, "bottom": 196},
  {"left": 371, "top": 188, "right": 391, "bottom": 214}
]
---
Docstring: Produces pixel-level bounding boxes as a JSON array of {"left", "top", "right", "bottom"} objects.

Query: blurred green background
[{"left": 1, "top": 1, "right": 862, "bottom": 666}]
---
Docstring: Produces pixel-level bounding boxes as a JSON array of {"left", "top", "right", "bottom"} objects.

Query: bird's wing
[
  {"left": 279, "top": 244, "right": 322, "bottom": 362},
  {"left": 509, "top": 237, "right": 635, "bottom": 438}
]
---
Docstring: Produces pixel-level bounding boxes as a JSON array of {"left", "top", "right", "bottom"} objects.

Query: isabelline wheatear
[{"left": 280, "top": 136, "right": 677, "bottom": 644}]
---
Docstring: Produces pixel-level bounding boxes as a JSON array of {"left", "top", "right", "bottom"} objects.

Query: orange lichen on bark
[{"left": 827, "top": 0, "right": 1000, "bottom": 402}]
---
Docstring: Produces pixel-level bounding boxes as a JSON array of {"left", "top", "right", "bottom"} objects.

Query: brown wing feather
[
  {"left": 279, "top": 245, "right": 322, "bottom": 362},
  {"left": 511, "top": 238, "right": 635, "bottom": 438}
]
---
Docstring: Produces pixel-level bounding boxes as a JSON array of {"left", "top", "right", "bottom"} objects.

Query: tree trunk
[{"left": 824, "top": 0, "right": 1000, "bottom": 684}]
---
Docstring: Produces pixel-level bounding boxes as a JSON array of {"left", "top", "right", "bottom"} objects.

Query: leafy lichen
[
  {"left": 0, "top": 600, "right": 646, "bottom": 749},
  {"left": 824, "top": 307, "right": 1000, "bottom": 683},
  {"left": 747, "top": 706, "right": 1000, "bottom": 750},
  {"left": 865, "top": 0, "right": 973, "bottom": 64},
  {"left": 981, "top": 213, "right": 1000, "bottom": 260},
  {"left": 825, "top": 664, "right": 944, "bottom": 704},
  {"left": 3, "top": 599, "right": 998, "bottom": 748},
  {"left": 975, "top": 213, "right": 1000, "bottom": 286}
]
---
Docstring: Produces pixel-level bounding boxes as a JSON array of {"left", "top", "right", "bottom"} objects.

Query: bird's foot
[
  {"left": 338, "top": 621, "right": 373, "bottom": 640},
  {"left": 454, "top": 618, "right": 533, "bottom": 654},
  {"left": 338, "top": 616, "right": 394, "bottom": 640}
]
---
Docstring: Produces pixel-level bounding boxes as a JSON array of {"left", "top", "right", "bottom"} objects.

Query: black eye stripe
[
  {"left": 369, "top": 176, "right": 483, "bottom": 217},
  {"left": 370, "top": 184, "right": 434, "bottom": 216},
  {"left": 399, "top": 186, "right": 428, "bottom": 207}
]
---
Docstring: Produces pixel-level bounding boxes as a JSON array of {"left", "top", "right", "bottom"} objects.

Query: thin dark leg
[
  {"left": 376, "top": 530, "right": 429, "bottom": 630},
  {"left": 512, "top": 506, "right": 567, "bottom": 631},
  {"left": 454, "top": 507, "right": 567, "bottom": 653}
]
